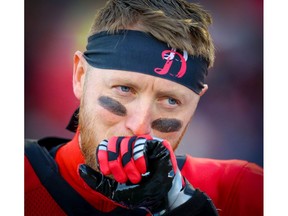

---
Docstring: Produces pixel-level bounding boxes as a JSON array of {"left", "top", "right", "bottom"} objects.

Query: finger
[
  {"left": 96, "top": 139, "right": 110, "bottom": 175},
  {"left": 121, "top": 136, "right": 142, "bottom": 184},
  {"left": 107, "top": 136, "right": 128, "bottom": 183},
  {"left": 78, "top": 164, "right": 117, "bottom": 199},
  {"left": 133, "top": 137, "right": 149, "bottom": 174},
  {"left": 78, "top": 164, "right": 103, "bottom": 189},
  {"left": 153, "top": 137, "right": 178, "bottom": 173}
]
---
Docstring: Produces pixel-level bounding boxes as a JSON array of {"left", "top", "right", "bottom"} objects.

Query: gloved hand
[
  {"left": 95, "top": 135, "right": 157, "bottom": 184},
  {"left": 79, "top": 136, "right": 218, "bottom": 215}
]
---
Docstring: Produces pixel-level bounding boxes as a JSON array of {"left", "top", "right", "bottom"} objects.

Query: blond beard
[
  {"left": 172, "top": 123, "right": 190, "bottom": 151},
  {"left": 78, "top": 101, "right": 99, "bottom": 170}
]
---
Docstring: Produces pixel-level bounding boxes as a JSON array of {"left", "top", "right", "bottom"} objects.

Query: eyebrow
[
  {"left": 107, "top": 77, "right": 143, "bottom": 94},
  {"left": 98, "top": 96, "right": 127, "bottom": 116}
]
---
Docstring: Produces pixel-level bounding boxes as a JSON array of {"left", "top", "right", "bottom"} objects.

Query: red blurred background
[{"left": 25, "top": 0, "right": 263, "bottom": 166}]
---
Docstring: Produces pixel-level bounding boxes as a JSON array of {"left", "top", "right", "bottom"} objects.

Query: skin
[
  {"left": 73, "top": 50, "right": 208, "bottom": 170},
  {"left": 98, "top": 96, "right": 183, "bottom": 132}
]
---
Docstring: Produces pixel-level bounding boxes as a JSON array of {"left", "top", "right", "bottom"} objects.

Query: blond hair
[{"left": 89, "top": 0, "right": 215, "bottom": 67}]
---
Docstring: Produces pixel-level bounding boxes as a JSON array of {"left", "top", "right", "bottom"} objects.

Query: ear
[
  {"left": 199, "top": 84, "right": 208, "bottom": 97},
  {"left": 73, "top": 51, "right": 87, "bottom": 100}
]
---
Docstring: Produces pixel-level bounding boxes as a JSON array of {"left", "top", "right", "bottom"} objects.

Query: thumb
[{"left": 78, "top": 164, "right": 117, "bottom": 198}]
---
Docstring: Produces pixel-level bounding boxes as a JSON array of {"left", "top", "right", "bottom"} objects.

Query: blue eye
[
  {"left": 120, "top": 86, "right": 130, "bottom": 92},
  {"left": 168, "top": 98, "right": 178, "bottom": 105}
]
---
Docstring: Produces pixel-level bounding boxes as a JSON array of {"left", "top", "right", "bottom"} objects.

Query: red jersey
[
  {"left": 181, "top": 155, "right": 263, "bottom": 216},
  {"left": 25, "top": 134, "right": 263, "bottom": 215}
]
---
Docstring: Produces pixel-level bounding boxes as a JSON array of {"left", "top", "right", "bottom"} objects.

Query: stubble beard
[
  {"left": 172, "top": 123, "right": 189, "bottom": 151},
  {"left": 78, "top": 101, "right": 99, "bottom": 170}
]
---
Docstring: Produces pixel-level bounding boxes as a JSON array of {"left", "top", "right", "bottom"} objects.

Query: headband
[{"left": 83, "top": 30, "right": 208, "bottom": 94}]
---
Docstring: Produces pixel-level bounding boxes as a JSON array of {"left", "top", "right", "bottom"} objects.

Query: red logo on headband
[{"left": 154, "top": 49, "right": 188, "bottom": 78}]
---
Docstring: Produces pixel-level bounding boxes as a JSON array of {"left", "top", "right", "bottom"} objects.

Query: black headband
[{"left": 83, "top": 30, "right": 208, "bottom": 94}]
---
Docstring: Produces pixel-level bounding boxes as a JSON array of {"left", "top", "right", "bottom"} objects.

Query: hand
[
  {"left": 79, "top": 137, "right": 218, "bottom": 215},
  {"left": 79, "top": 137, "right": 177, "bottom": 213},
  {"left": 95, "top": 135, "right": 177, "bottom": 184}
]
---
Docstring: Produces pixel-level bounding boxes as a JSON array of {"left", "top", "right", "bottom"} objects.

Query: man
[{"left": 25, "top": 0, "right": 263, "bottom": 215}]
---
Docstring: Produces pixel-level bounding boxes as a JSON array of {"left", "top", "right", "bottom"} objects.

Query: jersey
[
  {"left": 180, "top": 156, "right": 263, "bottom": 216},
  {"left": 25, "top": 136, "right": 263, "bottom": 216}
]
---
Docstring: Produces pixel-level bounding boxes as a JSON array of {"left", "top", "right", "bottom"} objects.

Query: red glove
[{"left": 96, "top": 135, "right": 177, "bottom": 184}]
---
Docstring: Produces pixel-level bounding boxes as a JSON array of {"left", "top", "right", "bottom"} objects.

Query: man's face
[{"left": 76, "top": 66, "right": 201, "bottom": 168}]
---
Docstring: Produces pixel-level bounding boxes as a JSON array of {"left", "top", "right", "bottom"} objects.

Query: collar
[{"left": 55, "top": 130, "right": 117, "bottom": 212}]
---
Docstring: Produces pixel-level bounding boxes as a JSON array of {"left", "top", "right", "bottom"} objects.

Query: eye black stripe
[
  {"left": 98, "top": 96, "right": 127, "bottom": 116},
  {"left": 151, "top": 118, "right": 182, "bottom": 133}
]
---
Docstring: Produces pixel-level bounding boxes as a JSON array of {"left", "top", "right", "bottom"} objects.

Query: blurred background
[{"left": 25, "top": 0, "right": 263, "bottom": 167}]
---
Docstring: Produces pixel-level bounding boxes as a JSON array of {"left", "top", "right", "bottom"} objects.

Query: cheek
[
  {"left": 80, "top": 107, "right": 122, "bottom": 148},
  {"left": 153, "top": 130, "right": 182, "bottom": 147},
  {"left": 96, "top": 106, "right": 123, "bottom": 127},
  {"left": 152, "top": 118, "right": 190, "bottom": 149},
  {"left": 98, "top": 96, "right": 127, "bottom": 116}
]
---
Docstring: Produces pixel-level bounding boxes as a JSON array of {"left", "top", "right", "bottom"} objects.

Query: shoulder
[
  {"left": 180, "top": 154, "right": 263, "bottom": 194},
  {"left": 180, "top": 154, "right": 262, "bottom": 182},
  {"left": 179, "top": 154, "right": 263, "bottom": 215}
]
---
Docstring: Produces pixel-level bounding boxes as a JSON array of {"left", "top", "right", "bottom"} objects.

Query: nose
[{"left": 125, "top": 101, "right": 152, "bottom": 136}]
